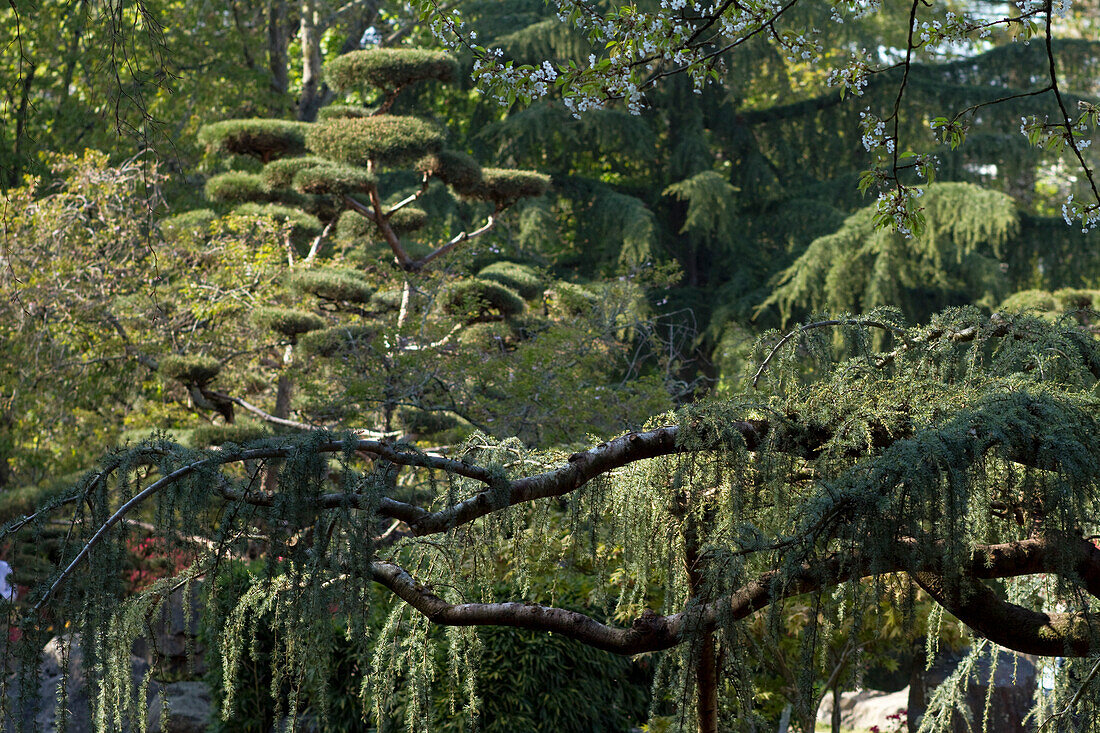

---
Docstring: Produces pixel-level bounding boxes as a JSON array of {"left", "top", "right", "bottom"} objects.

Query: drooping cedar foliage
[{"left": 9, "top": 308, "right": 1100, "bottom": 732}]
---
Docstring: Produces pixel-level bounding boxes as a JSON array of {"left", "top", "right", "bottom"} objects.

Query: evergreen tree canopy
[{"left": 11, "top": 308, "right": 1100, "bottom": 732}]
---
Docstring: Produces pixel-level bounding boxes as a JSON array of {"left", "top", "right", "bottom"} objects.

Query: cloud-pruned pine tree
[{"left": 152, "top": 46, "right": 671, "bottom": 449}]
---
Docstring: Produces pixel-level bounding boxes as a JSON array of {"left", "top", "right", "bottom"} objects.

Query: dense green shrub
[
  {"left": 293, "top": 164, "right": 376, "bottom": 196},
  {"left": 317, "top": 105, "right": 370, "bottom": 121},
  {"left": 189, "top": 422, "right": 272, "bottom": 448},
  {"left": 1000, "top": 289, "right": 1057, "bottom": 312},
  {"left": 252, "top": 307, "right": 328, "bottom": 339},
  {"left": 159, "top": 355, "right": 222, "bottom": 386},
  {"left": 458, "top": 168, "right": 550, "bottom": 205},
  {"left": 387, "top": 207, "right": 428, "bottom": 234},
  {"left": 230, "top": 203, "right": 324, "bottom": 241},
  {"left": 198, "top": 119, "right": 309, "bottom": 160},
  {"left": 477, "top": 261, "right": 543, "bottom": 299},
  {"left": 545, "top": 282, "right": 598, "bottom": 318},
  {"left": 205, "top": 172, "right": 271, "bottom": 204},
  {"left": 288, "top": 268, "right": 375, "bottom": 304},
  {"left": 324, "top": 49, "right": 458, "bottom": 94},
  {"left": 298, "top": 324, "right": 377, "bottom": 357},
  {"left": 442, "top": 279, "right": 525, "bottom": 323},
  {"left": 416, "top": 150, "right": 482, "bottom": 190},
  {"left": 306, "top": 116, "right": 444, "bottom": 168},
  {"left": 261, "top": 156, "right": 332, "bottom": 190},
  {"left": 160, "top": 209, "right": 217, "bottom": 241}
]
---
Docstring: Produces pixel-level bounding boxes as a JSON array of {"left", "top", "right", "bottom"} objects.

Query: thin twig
[
  {"left": 752, "top": 319, "right": 907, "bottom": 388},
  {"left": 1038, "top": 656, "right": 1100, "bottom": 730}
]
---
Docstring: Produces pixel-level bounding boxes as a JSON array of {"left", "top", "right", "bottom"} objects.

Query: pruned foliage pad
[
  {"left": 324, "top": 49, "right": 459, "bottom": 94},
  {"left": 160, "top": 355, "right": 221, "bottom": 386},
  {"left": 198, "top": 119, "right": 310, "bottom": 161},
  {"left": 306, "top": 116, "right": 445, "bottom": 169},
  {"left": 288, "top": 268, "right": 376, "bottom": 304},
  {"left": 441, "top": 278, "right": 526, "bottom": 322}
]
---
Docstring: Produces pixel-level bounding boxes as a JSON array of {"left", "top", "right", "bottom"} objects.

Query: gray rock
[
  {"left": 818, "top": 687, "right": 909, "bottom": 731},
  {"left": 33, "top": 633, "right": 154, "bottom": 733},
  {"left": 147, "top": 681, "right": 213, "bottom": 733},
  {"left": 131, "top": 583, "right": 207, "bottom": 677},
  {"left": 908, "top": 647, "right": 1036, "bottom": 733}
]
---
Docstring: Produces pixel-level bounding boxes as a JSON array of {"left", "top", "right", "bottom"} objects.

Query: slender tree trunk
[
  {"left": 297, "top": 0, "right": 324, "bottom": 121},
  {"left": 831, "top": 685, "right": 841, "bottom": 733},
  {"left": 262, "top": 367, "right": 293, "bottom": 493},
  {"left": 683, "top": 513, "right": 719, "bottom": 733},
  {"left": 9, "top": 61, "right": 37, "bottom": 187},
  {"left": 777, "top": 704, "right": 791, "bottom": 733},
  {"left": 58, "top": 0, "right": 90, "bottom": 114},
  {"left": 267, "top": 0, "right": 289, "bottom": 100}
]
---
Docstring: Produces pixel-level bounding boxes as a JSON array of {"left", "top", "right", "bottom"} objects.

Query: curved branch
[
  {"left": 752, "top": 319, "right": 908, "bottom": 387},
  {"left": 914, "top": 570, "right": 1100, "bottom": 657},
  {"left": 413, "top": 211, "right": 499, "bottom": 269},
  {"left": 404, "top": 422, "right": 765, "bottom": 535},
  {"left": 370, "top": 536, "right": 1100, "bottom": 656}
]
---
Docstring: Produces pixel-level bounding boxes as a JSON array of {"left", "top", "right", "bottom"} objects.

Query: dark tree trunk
[
  {"left": 9, "top": 61, "right": 37, "bottom": 187},
  {"left": 683, "top": 513, "right": 719, "bottom": 733},
  {"left": 296, "top": 0, "right": 324, "bottom": 121},
  {"left": 267, "top": 0, "right": 289, "bottom": 99},
  {"left": 261, "top": 374, "right": 293, "bottom": 493}
]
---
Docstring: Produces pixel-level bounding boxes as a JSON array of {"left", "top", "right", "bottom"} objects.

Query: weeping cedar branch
[{"left": 21, "top": 385, "right": 1100, "bottom": 659}]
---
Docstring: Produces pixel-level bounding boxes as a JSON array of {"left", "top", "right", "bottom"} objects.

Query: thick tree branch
[
  {"left": 364, "top": 184, "right": 414, "bottom": 269},
  {"left": 369, "top": 536, "right": 1100, "bottom": 656}
]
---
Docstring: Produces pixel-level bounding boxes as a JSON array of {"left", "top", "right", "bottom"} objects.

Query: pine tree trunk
[
  {"left": 297, "top": 0, "right": 324, "bottom": 122},
  {"left": 831, "top": 685, "right": 841, "bottom": 733}
]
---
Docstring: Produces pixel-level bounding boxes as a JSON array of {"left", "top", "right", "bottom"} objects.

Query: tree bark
[
  {"left": 684, "top": 513, "right": 719, "bottom": 733},
  {"left": 9, "top": 61, "right": 37, "bottom": 187},
  {"left": 261, "top": 372, "right": 293, "bottom": 493},
  {"left": 267, "top": 0, "right": 289, "bottom": 100},
  {"left": 297, "top": 0, "right": 324, "bottom": 121}
]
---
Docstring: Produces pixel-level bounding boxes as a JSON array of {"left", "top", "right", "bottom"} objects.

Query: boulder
[
  {"left": 31, "top": 633, "right": 153, "bottom": 733},
  {"left": 131, "top": 583, "right": 207, "bottom": 676},
  {"left": 818, "top": 687, "right": 909, "bottom": 732},
  {"left": 908, "top": 647, "right": 1036, "bottom": 733},
  {"left": 147, "top": 681, "right": 213, "bottom": 733}
]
